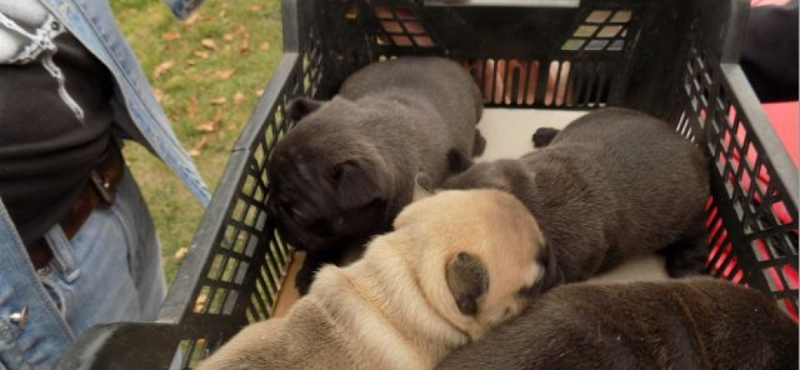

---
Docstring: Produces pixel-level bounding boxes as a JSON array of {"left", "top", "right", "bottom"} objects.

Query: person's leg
[{"left": 40, "top": 166, "right": 166, "bottom": 334}]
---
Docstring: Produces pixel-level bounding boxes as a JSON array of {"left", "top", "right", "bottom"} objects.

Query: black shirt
[
  {"left": 740, "top": 1, "right": 799, "bottom": 102},
  {"left": 0, "top": 4, "right": 114, "bottom": 245}
]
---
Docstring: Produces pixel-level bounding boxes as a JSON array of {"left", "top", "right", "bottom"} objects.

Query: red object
[
  {"left": 762, "top": 101, "right": 799, "bottom": 167},
  {"left": 751, "top": 0, "right": 793, "bottom": 6}
]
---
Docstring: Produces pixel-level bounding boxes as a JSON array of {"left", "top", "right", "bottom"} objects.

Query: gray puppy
[
  {"left": 443, "top": 107, "right": 710, "bottom": 283},
  {"left": 267, "top": 57, "right": 485, "bottom": 294},
  {"left": 436, "top": 278, "right": 798, "bottom": 370}
]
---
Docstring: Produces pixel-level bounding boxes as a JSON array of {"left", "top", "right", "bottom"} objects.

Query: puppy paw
[
  {"left": 532, "top": 128, "right": 560, "bottom": 148},
  {"left": 447, "top": 149, "right": 474, "bottom": 174},
  {"left": 662, "top": 234, "right": 710, "bottom": 278},
  {"left": 666, "top": 258, "right": 709, "bottom": 278}
]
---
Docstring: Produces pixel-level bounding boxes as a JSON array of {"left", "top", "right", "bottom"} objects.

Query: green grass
[{"left": 110, "top": 0, "right": 283, "bottom": 282}]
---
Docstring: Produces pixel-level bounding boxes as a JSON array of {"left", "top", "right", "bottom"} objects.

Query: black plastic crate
[{"left": 56, "top": 0, "right": 798, "bottom": 369}]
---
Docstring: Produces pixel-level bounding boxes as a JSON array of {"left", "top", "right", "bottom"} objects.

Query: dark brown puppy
[
  {"left": 443, "top": 107, "right": 710, "bottom": 283},
  {"left": 267, "top": 56, "right": 484, "bottom": 294},
  {"left": 436, "top": 278, "right": 798, "bottom": 370}
]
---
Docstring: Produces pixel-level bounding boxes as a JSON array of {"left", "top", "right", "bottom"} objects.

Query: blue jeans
[{"left": 0, "top": 168, "right": 166, "bottom": 370}]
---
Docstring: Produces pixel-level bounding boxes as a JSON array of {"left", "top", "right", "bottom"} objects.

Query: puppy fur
[
  {"left": 196, "top": 189, "right": 561, "bottom": 370},
  {"left": 443, "top": 107, "right": 710, "bottom": 282},
  {"left": 436, "top": 278, "right": 799, "bottom": 370},
  {"left": 267, "top": 56, "right": 484, "bottom": 294}
]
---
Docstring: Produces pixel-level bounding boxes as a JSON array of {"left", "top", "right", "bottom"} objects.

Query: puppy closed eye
[{"left": 330, "top": 163, "right": 344, "bottom": 183}]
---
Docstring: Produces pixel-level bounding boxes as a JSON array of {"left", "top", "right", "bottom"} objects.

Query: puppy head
[
  {"left": 266, "top": 96, "right": 391, "bottom": 252},
  {"left": 392, "top": 189, "right": 561, "bottom": 339}
]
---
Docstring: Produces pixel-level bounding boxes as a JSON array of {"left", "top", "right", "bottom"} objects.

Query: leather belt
[{"left": 26, "top": 145, "right": 125, "bottom": 270}]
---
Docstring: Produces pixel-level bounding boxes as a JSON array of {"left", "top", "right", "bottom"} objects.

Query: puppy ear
[
  {"left": 287, "top": 97, "right": 325, "bottom": 121},
  {"left": 334, "top": 160, "right": 385, "bottom": 210},
  {"left": 446, "top": 252, "right": 489, "bottom": 316},
  {"left": 520, "top": 241, "right": 564, "bottom": 297}
]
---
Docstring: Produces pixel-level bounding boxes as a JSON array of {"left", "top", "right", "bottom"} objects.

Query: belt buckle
[{"left": 90, "top": 170, "right": 114, "bottom": 206}]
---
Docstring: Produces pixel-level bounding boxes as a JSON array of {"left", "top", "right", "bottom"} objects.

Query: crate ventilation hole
[
  {"left": 562, "top": 9, "right": 631, "bottom": 52},
  {"left": 373, "top": 6, "right": 434, "bottom": 48}
]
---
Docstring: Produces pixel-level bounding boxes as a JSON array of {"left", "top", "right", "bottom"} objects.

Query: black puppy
[
  {"left": 436, "top": 278, "right": 798, "bottom": 370},
  {"left": 267, "top": 57, "right": 484, "bottom": 294},
  {"left": 443, "top": 107, "right": 710, "bottom": 284}
]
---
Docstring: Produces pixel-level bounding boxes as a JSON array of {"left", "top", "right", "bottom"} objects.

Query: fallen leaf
[
  {"left": 193, "top": 50, "right": 209, "bottom": 59},
  {"left": 183, "top": 13, "right": 201, "bottom": 27},
  {"left": 210, "top": 96, "right": 227, "bottom": 105},
  {"left": 234, "top": 25, "right": 247, "bottom": 35},
  {"left": 196, "top": 107, "right": 224, "bottom": 132},
  {"left": 162, "top": 31, "right": 181, "bottom": 40},
  {"left": 196, "top": 122, "right": 218, "bottom": 132},
  {"left": 186, "top": 59, "right": 196, "bottom": 66},
  {"left": 259, "top": 42, "right": 270, "bottom": 51},
  {"left": 194, "top": 294, "right": 207, "bottom": 312},
  {"left": 201, "top": 38, "right": 217, "bottom": 50},
  {"left": 222, "top": 32, "right": 235, "bottom": 42},
  {"left": 216, "top": 68, "right": 236, "bottom": 79},
  {"left": 189, "top": 136, "right": 208, "bottom": 157},
  {"left": 233, "top": 91, "right": 246, "bottom": 105},
  {"left": 174, "top": 247, "right": 189, "bottom": 260},
  {"left": 253, "top": 89, "right": 264, "bottom": 97},
  {"left": 186, "top": 96, "right": 198, "bottom": 118},
  {"left": 153, "top": 88, "right": 166, "bottom": 103},
  {"left": 239, "top": 42, "right": 251, "bottom": 54},
  {"left": 248, "top": 5, "right": 262, "bottom": 11},
  {"left": 153, "top": 60, "right": 175, "bottom": 78}
]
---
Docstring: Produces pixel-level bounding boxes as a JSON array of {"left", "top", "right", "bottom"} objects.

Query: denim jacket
[{"left": 0, "top": 0, "right": 209, "bottom": 368}]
